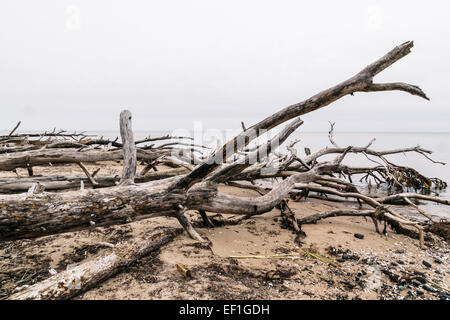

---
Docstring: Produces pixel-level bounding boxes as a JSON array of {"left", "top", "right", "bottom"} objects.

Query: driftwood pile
[{"left": 1, "top": 41, "right": 449, "bottom": 300}]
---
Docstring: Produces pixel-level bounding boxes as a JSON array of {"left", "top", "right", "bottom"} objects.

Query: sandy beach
[{"left": 1, "top": 162, "right": 448, "bottom": 300}]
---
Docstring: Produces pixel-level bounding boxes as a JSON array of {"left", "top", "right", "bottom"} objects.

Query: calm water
[{"left": 2, "top": 129, "right": 449, "bottom": 220}]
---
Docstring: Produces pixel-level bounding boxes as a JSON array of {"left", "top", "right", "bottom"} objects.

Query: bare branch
[
  {"left": 169, "top": 41, "right": 428, "bottom": 191},
  {"left": 8, "top": 121, "right": 21, "bottom": 136},
  {"left": 364, "top": 82, "right": 429, "bottom": 100}
]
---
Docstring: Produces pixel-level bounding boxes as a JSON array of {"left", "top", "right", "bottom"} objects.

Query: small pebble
[
  {"left": 416, "top": 277, "right": 427, "bottom": 284},
  {"left": 416, "top": 290, "right": 424, "bottom": 296},
  {"left": 434, "top": 258, "right": 442, "bottom": 264},
  {"left": 48, "top": 268, "right": 57, "bottom": 275},
  {"left": 354, "top": 233, "right": 364, "bottom": 239},
  {"left": 422, "top": 260, "right": 432, "bottom": 268},
  {"left": 397, "top": 260, "right": 405, "bottom": 265},
  {"left": 422, "top": 284, "right": 436, "bottom": 292},
  {"left": 395, "top": 249, "right": 405, "bottom": 254},
  {"left": 439, "top": 293, "right": 450, "bottom": 300},
  {"left": 411, "top": 280, "right": 421, "bottom": 287},
  {"left": 414, "top": 271, "right": 426, "bottom": 277}
]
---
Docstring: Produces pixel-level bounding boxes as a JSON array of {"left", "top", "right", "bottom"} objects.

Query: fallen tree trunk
[
  {"left": 0, "top": 177, "right": 185, "bottom": 240},
  {"left": 296, "top": 209, "right": 376, "bottom": 224},
  {"left": 7, "top": 227, "right": 181, "bottom": 300},
  {"left": 0, "top": 160, "right": 340, "bottom": 241},
  {"left": 0, "top": 158, "right": 382, "bottom": 240},
  {"left": 0, "top": 148, "right": 167, "bottom": 171},
  {"left": 0, "top": 168, "right": 189, "bottom": 193}
]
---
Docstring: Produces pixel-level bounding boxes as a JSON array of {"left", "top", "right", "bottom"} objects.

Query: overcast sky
[{"left": 0, "top": 1, "right": 449, "bottom": 132}]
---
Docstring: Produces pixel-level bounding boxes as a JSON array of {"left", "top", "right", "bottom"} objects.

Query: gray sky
[{"left": 1, "top": 0, "right": 449, "bottom": 132}]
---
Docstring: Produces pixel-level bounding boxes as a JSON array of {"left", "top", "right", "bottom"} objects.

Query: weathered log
[
  {"left": 0, "top": 130, "right": 93, "bottom": 143},
  {"left": 374, "top": 192, "right": 450, "bottom": 206},
  {"left": 0, "top": 161, "right": 337, "bottom": 241},
  {"left": 0, "top": 148, "right": 166, "bottom": 171},
  {"left": 79, "top": 135, "right": 195, "bottom": 149},
  {"left": 119, "top": 110, "right": 137, "bottom": 185},
  {"left": 1, "top": 148, "right": 441, "bottom": 243},
  {"left": 0, "top": 168, "right": 189, "bottom": 193},
  {"left": 0, "top": 141, "right": 111, "bottom": 154},
  {"left": 7, "top": 227, "right": 181, "bottom": 300},
  {"left": 0, "top": 176, "right": 185, "bottom": 240},
  {"left": 296, "top": 209, "right": 376, "bottom": 225}
]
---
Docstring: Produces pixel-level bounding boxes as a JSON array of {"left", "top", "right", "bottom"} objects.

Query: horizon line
[{"left": 2, "top": 129, "right": 449, "bottom": 134}]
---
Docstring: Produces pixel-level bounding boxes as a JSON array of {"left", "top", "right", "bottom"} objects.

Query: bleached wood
[
  {"left": 8, "top": 228, "right": 180, "bottom": 300},
  {"left": 119, "top": 110, "right": 137, "bottom": 186}
]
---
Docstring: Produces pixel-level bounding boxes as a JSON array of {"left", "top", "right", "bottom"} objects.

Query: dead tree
[
  {"left": 2, "top": 41, "right": 449, "bottom": 300},
  {"left": 0, "top": 41, "right": 441, "bottom": 241},
  {"left": 118, "top": 110, "right": 137, "bottom": 186}
]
